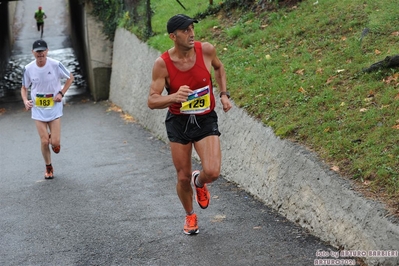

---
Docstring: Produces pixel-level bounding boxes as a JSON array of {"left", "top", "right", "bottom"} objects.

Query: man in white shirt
[{"left": 21, "top": 40, "right": 74, "bottom": 179}]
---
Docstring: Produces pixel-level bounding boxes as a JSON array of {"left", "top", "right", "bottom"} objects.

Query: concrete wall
[
  {"left": 109, "top": 28, "right": 399, "bottom": 266},
  {"left": 81, "top": 2, "right": 113, "bottom": 101},
  {"left": 8, "top": 1, "right": 17, "bottom": 49}
]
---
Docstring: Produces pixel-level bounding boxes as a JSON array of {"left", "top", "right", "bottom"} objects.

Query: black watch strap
[{"left": 219, "top": 91, "right": 230, "bottom": 98}]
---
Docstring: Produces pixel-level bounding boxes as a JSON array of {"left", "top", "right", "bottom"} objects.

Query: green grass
[{"left": 133, "top": 0, "right": 399, "bottom": 199}]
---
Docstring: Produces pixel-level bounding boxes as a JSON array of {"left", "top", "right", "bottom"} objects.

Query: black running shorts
[{"left": 165, "top": 110, "right": 221, "bottom": 144}]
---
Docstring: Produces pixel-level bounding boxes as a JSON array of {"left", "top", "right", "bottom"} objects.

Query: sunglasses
[{"left": 35, "top": 50, "right": 46, "bottom": 53}]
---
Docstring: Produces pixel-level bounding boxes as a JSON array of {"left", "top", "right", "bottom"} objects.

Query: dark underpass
[{"left": 0, "top": 0, "right": 89, "bottom": 103}]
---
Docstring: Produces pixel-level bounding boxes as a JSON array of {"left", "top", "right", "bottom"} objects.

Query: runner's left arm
[
  {"left": 54, "top": 72, "right": 74, "bottom": 102},
  {"left": 204, "top": 42, "right": 232, "bottom": 112}
]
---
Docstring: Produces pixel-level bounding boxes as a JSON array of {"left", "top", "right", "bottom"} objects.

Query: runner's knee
[
  {"left": 41, "top": 136, "right": 50, "bottom": 146},
  {"left": 50, "top": 137, "right": 60, "bottom": 147},
  {"left": 202, "top": 169, "right": 220, "bottom": 183}
]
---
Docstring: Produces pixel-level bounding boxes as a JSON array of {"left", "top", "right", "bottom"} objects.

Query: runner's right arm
[
  {"left": 147, "top": 57, "right": 192, "bottom": 109},
  {"left": 21, "top": 85, "right": 33, "bottom": 110}
]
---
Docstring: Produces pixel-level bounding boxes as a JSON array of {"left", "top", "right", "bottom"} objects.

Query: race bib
[
  {"left": 180, "top": 86, "right": 211, "bottom": 114},
  {"left": 35, "top": 93, "right": 54, "bottom": 108}
]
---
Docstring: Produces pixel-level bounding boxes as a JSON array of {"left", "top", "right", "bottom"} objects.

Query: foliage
[
  {"left": 88, "top": 0, "right": 125, "bottom": 41},
  {"left": 88, "top": 0, "right": 152, "bottom": 40}
]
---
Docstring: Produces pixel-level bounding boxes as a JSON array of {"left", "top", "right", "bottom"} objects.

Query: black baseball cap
[
  {"left": 167, "top": 14, "right": 198, "bottom": 34},
  {"left": 32, "top": 40, "right": 48, "bottom": 52}
]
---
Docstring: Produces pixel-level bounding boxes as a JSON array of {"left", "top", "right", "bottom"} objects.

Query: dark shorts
[{"left": 165, "top": 110, "right": 221, "bottom": 144}]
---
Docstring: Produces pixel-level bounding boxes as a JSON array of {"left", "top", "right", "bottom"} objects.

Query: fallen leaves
[
  {"left": 298, "top": 87, "right": 306, "bottom": 94},
  {"left": 107, "top": 103, "right": 136, "bottom": 123},
  {"left": 211, "top": 214, "right": 226, "bottom": 223},
  {"left": 391, "top": 120, "right": 399, "bottom": 129},
  {"left": 295, "top": 69, "right": 305, "bottom": 75},
  {"left": 367, "top": 90, "right": 374, "bottom": 98},
  {"left": 326, "top": 75, "right": 337, "bottom": 84},
  {"left": 121, "top": 113, "right": 135, "bottom": 123},
  {"left": 107, "top": 104, "right": 123, "bottom": 113},
  {"left": 383, "top": 73, "right": 399, "bottom": 85}
]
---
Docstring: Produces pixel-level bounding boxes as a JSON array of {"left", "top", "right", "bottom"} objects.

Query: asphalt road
[
  {"left": 12, "top": 0, "right": 72, "bottom": 54},
  {"left": 0, "top": 97, "right": 338, "bottom": 265},
  {"left": 0, "top": 0, "right": 340, "bottom": 265}
]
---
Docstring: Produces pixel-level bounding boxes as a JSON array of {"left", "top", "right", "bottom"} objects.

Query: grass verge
[{"left": 131, "top": 0, "right": 399, "bottom": 212}]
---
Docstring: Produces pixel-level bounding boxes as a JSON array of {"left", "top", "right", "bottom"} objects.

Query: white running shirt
[{"left": 22, "top": 57, "right": 71, "bottom": 122}]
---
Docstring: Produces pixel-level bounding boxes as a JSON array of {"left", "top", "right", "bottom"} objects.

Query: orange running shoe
[
  {"left": 44, "top": 165, "right": 54, "bottom": 179},
  {"left": 52, "top": 145, "right": 61, "bottom": 154},
  {"left": 183, "top": 213, "right": 199, "bottom": 235},
  {"left": 192, "top": 170, "right": 210, "bottom": 209}
]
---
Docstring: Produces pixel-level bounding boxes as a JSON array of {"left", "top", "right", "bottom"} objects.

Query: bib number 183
[{"left": 35, "top": 94, "right": 54, "bottom": 108}]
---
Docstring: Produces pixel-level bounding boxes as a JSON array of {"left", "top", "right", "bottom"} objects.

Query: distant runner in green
[{"left": 34, "top": 6, "right": 47, "bottom": 38}]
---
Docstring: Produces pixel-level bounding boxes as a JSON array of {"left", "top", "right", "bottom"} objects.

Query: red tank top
[{"left": 161, "top": 42, "right": 215, "bottom": 115}]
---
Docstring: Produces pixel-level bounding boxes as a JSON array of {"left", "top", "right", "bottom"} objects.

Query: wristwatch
[{"left": 219, "top": 91, "right": 230, "bottom": 99}]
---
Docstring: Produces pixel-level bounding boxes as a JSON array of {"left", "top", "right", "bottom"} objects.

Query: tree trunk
[{"left": 363, "top": 55, "right": 399, "bottom": 72}]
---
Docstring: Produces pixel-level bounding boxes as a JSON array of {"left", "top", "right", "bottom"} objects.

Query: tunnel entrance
[{"left": 0, "top": 0, "right": 89, "bottom": 104}]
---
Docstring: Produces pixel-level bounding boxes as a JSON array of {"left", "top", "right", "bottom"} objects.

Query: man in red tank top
[{"left": 148, "top": 14, "right": 232, "bottom": 235}]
